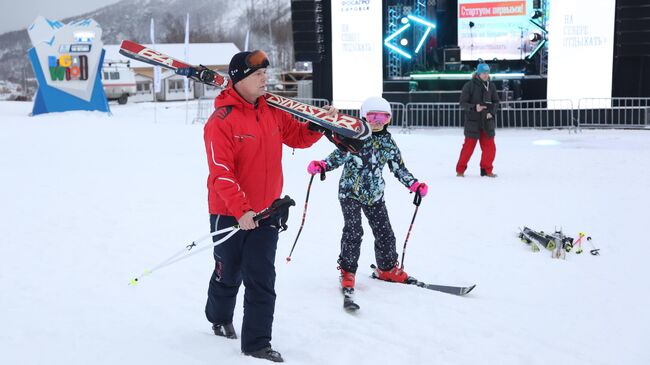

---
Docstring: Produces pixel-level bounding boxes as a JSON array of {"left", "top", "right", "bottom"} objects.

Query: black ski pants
[
  {"left": 205, "top": 214, "right": 279, "bottom": 353},
  {"left": 338, "top": 198, "right": 398, "bottom": 273}
]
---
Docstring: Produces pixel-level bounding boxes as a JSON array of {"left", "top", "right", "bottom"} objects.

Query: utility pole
[{"left": 22, "top": 65, "right": 27, "bottom": 98}]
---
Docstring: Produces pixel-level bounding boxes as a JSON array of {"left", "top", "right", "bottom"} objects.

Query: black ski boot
[
  {"left": 243, "top": 347, "right": 284, "bottom": 362},
  {"left": 480, "top": 168, "right": 498, "bottom": 178},
  {"left": 212, "top": 322, "right": 237, "bottom": 339}
]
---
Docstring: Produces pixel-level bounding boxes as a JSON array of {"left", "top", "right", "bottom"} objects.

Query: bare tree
[{"left": 161, "top": 13, "right": 185, "bottom": 43}]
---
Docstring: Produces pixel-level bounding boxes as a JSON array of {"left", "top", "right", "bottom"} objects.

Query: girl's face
[{"left": 366, "top": 111, "right": 391, "bottom": 132}]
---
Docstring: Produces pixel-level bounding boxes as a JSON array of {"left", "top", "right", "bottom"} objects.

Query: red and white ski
[
  {"left": 118, "top": 40, "right": 371, "bottom": 140},
  {"left": 264, "top": 94, "right": 368, "bottom": 138}
]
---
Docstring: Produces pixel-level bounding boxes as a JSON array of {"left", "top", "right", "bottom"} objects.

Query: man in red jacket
[{"left": 204, "top": 50, "right": 333, "bottom": 363}]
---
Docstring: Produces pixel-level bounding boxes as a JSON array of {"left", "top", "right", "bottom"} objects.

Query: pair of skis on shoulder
[
  {"left": 118, "top": 40, "right": 371, "bottom": 142},
  {"left": 342, "top": 265, "right": 477, "bottom": 312}
]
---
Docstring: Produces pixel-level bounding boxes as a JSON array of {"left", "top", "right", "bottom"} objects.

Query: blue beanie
[{"left": 476, "top": 63, "right": 490, "bottom": 74}]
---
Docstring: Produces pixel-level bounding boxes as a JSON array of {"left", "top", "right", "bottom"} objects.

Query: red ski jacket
[{"left": 204, "top": 88, "right": 322, "bottom": 219}]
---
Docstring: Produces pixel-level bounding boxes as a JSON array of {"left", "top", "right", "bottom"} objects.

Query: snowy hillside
[
  {"left": 0, "top": 100, "right": 648, "bottom": 365},
  {"left": 0, "top": 0, "right": 292, "bottom": 84}
]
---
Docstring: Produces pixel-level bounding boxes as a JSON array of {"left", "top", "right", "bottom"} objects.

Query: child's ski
[
  {"left": 342, "top": 288, "right": 360, "bottom": 312},
  {"left": 370, "top": 265, "right": 475, "bottom": 296}
]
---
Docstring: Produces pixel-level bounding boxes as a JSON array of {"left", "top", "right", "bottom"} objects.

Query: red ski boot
[
  {"left": 374, "top": 265, "right": 409, "bottom": 283},
  {"left": 339, "top": 268, "right": 356, "bottom": 289}
]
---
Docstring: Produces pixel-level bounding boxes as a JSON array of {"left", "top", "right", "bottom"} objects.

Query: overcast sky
[{"left": 0, "top": 0, "right": 121, "bottom": 34}]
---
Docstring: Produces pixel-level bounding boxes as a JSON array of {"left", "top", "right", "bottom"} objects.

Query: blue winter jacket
[{"left": 323, "top": 129, "right": 417, "bottom": 205}]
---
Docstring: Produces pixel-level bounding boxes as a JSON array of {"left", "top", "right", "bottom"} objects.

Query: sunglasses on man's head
[{"left": 366, "top": 112, "right": 391, "bottom": 125}]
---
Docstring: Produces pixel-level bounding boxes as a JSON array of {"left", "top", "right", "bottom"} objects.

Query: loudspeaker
[
  {"left": 291, "top": 0, "right": 321, "bottom": 12},
  {"left": 291, "top": 0, "right": 325, "bottom": 62},
  {"left": 444, "top": 47, "right": 461, "bottom": 63},
  {"left": 291, "top": 0, "right": 332, "bottom": 100}
]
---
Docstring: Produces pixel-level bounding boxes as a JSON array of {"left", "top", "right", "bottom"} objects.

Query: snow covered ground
[{"left": 1, "top": 100, "right": 648, "bottom": 365}]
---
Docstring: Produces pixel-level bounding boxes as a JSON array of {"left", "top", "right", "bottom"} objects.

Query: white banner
[
  {"left": 331, "top": 0, "right": 382, "bottom": 109},
  {"left": 183, "top": 13, "right": 190, "bottom": 99},
  {"left": 150, "top": 18, "right": 161, "bottom": 93},
  {"left": 547, "top": 0, "right": 616, "bottom": 106}
]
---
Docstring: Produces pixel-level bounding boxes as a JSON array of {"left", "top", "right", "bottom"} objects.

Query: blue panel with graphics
[{"left": 29, "top": 48, "right": 110, "bottom": 116}]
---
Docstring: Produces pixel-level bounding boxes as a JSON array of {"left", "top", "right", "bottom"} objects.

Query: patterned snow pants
[{"left": 338, "top": 198, "right": 398, "bottom": 273}]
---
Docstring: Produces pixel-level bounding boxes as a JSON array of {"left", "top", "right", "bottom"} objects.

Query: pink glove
[
  {"left": 307, "top": 160, "right": 327, "bottom": 175},
  {"left": 409, "top": 181, "right": 428, "bottom": 197}
]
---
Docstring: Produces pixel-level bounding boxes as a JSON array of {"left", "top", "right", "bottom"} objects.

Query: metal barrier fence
[
  {"left": 338, "top": 108, "right": 360, "bottom": 119},
  {"left": 405, "top": 102, "right": 462, "bottom": 128},
  {"left": 577, "top": 98, "right": 650, "bottom": 128},
  {"left": 193, "top": 96, "right": 214, "bottom": 124},
  {"left": 403, "top": 99, "right": 576, "bottom": 129},
  {"left": 497, "top": 99, "right": 575, "bottom": 129},
  {"left": 193, "top": 96, "right": 648, "bottom": 130},
  {"left": 390, "top": 102, "right": 407, "bottom": 127}
]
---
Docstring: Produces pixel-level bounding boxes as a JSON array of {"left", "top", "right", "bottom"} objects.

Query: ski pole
[
  {"left": 400, "top": 188, "right": 423, "bottom": 269},
  {"left": 131, "top": 196, "right": 296, "bottom": 284},
  {"left": 574, "top": 232, "right": 586, "bottom": 254},
  {"left": 586, "top": 236, "right": 600, "bottom": 255},
  {"left": 286, "top": 169, "right": 326, "bottom": 262},
  {"left": 129, "top": 225, "right": 240, "bottom": 285}
]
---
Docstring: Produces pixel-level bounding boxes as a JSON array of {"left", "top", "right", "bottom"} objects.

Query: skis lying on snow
[
  {"left": 370, "top": 265, "right": 476, "bottom": 296},
  {"left": 520, "top": 226, "right": 556, "bottom": 250},
  {"left": 342, "top": 288, "right": 360, "bottom": 312},
  {"left": 118, "top": 40, "right": 371, "bottom": 140},
  {"left": 518, "top": 228, "right": 541, "bottom": 252},
  {"left": 519, "top": 226, "right": 581, "bottom": 259}
]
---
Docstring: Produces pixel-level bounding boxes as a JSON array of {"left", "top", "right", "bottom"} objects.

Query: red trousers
[{"left": 456, "top": 130, "right": 496, "bottom": 174}]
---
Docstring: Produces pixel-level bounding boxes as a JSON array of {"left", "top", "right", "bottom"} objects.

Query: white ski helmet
[{"left": 360, "top": 96, "right": 392, "bottom": 118}]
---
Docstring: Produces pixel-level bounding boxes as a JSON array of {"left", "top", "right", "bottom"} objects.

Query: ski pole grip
[
  {"left": 413, "top": 188, "right": 422, "bottom": 206},
  {"left": 319, "top": 168, "right": 326, "bottom": 181},
  {"left": 254, "top": 195, "right": 296, "bottom": 222}
]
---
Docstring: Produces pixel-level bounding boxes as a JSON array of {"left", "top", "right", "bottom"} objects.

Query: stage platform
[{"left": 383, "top": 74, "right": 547, "bottom": 104}]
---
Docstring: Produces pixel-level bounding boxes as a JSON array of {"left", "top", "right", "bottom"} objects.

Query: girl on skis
[{"left": 307, "top": 96, "right": 428, "bottom": 290}]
